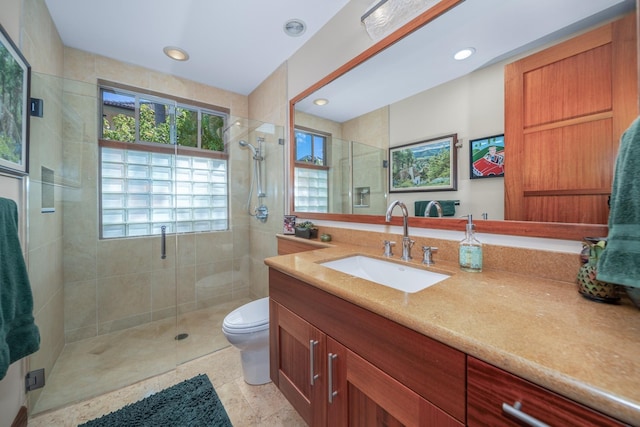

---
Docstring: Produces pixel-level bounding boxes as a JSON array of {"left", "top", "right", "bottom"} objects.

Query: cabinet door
[
  {"left": 467, "top": 357, "right": 626, "bottom": 426},
  {"left": 327, "top": 336, "right": 463, "bottom": 427},
  {"left": 504, "top": 12, "right": 637, "bottom": 223},
  {"left": 270, "top": 300, "right": 326, "bottom": 426}
]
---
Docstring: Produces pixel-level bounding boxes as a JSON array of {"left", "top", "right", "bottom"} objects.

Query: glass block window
[
  {"left": 101, "top": 145, "right": 228, "bottom": 238},
  {"left": 294, "top": 167, "right": 328, "bottom": 212},
  {"left": 99, "top": 83, "right": 230, "bottom": 239}
]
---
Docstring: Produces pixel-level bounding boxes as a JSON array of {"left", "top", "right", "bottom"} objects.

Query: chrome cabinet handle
[
  {"left": 309, "top": 340, "right": 319, "bottom": 385},
  {"left": 160, "top": 226, "right": 167, "bottom": 259},
  {"left": 502, "top": 402, "right": 550, "bottom": 427},
  {"left": 328, "top": 353, "right": 338, "bottom": 403}
]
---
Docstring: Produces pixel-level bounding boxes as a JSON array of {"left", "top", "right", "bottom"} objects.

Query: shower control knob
[{"left": 255, "top": 205, "right": 269, "bottom": 223}]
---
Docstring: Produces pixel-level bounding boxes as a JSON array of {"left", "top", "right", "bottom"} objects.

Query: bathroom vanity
[{"left": 267, "top": 237, "right": 640, "bottom": 426}]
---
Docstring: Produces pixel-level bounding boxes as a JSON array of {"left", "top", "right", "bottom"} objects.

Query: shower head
[{"left": 239, "top": 140, "right": 258, "bottom": 155}]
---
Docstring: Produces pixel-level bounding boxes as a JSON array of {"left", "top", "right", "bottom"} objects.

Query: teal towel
[
  {"left": 597, "top": 116, "right": 640, "bottom": 287},
  {"left": 415, "top": 200, "right": 457, "bottom": 217},
  {"left": 0, "top": 198, "right": 40, "bottom": 380}
]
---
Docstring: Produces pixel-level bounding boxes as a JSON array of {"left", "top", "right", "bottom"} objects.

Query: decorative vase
[{"left": 576, "top": 239, "right": 619, "bottom": 303}]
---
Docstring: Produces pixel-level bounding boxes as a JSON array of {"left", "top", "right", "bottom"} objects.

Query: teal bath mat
[{"left": 79, "top": 374, "right": 232, "bottom": 426}]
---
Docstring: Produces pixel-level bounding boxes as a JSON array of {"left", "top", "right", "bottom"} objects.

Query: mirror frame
[{"left": 289, "top": 0, "right": 614, "bottom": 241}]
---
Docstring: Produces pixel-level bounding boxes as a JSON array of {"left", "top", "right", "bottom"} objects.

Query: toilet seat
[{"left": 222, "top": 297, "right": 269, "bottom": 334}]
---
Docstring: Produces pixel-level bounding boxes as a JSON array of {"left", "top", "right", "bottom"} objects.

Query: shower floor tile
[{"left": 32, "top": 298, "right": 251, "bottom": 415}]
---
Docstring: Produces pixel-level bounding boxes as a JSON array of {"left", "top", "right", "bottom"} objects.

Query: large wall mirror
[{"left": 289, "top": 0, "right": 638, "bottom": 240}]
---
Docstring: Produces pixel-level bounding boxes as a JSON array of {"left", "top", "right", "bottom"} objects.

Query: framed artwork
[
  {"left": 0, "top": 23, "right": 31, "bottom": 176},
  {"left": 470, "top": 134, "right": 504, "bottom": 179},
  {"left": 283, "top": 215, "right": 296, "bottom": 235},
  {"left": 389, "top": 134, "right": 457, "bottom": 192}
]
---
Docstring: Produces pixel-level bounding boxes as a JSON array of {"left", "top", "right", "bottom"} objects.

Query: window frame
[
  {"left": 293, "top": 126, "right": 331, "bottom": 212},
  {"left": 294, "top": 126, "right": 330, "bottom": 168}
]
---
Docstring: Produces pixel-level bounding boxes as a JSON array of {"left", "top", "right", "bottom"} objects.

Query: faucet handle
[
  {"left": 383, "top": 240, "right": 396, "bottom": 257},
  {"left": 422, "top": 246, "right": 438, "bottom": 265}
]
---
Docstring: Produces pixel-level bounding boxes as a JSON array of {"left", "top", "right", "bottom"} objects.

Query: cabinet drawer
[{"left": 467, "top": 357, "right": 626, "bottom": 426}]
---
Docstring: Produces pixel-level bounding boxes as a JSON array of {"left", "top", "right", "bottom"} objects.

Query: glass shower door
[{"left": 27, "top": 75, "right": 181, "bottom": 414}]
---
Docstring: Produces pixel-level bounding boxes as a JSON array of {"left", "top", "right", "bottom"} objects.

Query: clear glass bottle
[{"left": 459, "top": 215, "right": 483, "bottom": 272}]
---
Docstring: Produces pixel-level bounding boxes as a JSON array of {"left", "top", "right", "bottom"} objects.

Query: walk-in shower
[
  {"left": 26, "top": 71, "right": 284, "bottom": 415},
  {"left": 240, "top": 138, "right": 268, "bottom": 222}
]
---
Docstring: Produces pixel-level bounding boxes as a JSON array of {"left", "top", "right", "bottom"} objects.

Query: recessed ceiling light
[
  {"left": 284, "top": 19, "right": 306, "bottom": 37},
  {"left": 454, "top": 47, "right": 476, "bottom": 61},
  {"left": 313, "top": 98, "right": 329, "bottom": 106},
  {"left": 163, "top": 46, "right": 189, "bottom": 61}
]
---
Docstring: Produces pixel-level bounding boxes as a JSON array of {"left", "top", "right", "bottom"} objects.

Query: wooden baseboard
[{"left": 11, "top": 406, "right": 27, "bottom": 427}]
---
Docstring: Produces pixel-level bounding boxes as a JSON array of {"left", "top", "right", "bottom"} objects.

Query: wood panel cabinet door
[
  {"left": 270, "top": 300, "right": 326, "bottom": 426},
  {"left": 327, "top": 336, "right": 463, "bottom": 427},
  {"left": 504, "top": 12, "right": 637, "bottom": 223}
]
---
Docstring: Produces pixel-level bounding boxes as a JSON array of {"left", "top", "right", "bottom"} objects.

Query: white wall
[{"left": 388, "top": 63, "right": 505, "bottom": 220}]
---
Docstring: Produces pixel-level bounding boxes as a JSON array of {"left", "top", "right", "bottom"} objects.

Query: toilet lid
[{"left": 223, "top": 297, "right": 269, "bottom": 332}]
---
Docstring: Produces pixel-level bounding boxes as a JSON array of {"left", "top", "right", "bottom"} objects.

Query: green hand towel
[
  {"left": 0, "top": 198, "right": 40, "bottom": 380},
  {"left": 597, "top": 116, "right": 640, "bottom": 288},
  {"left": 414, "top": 200, "right": 457, "bottom": 217}
]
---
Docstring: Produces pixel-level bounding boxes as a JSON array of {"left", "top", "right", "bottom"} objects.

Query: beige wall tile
[
  {"left": 64, "top": 279, "right": 97, "bottom": 331},
  {"left": 97, "top": 273, "right": 151, "bottom": 324},
  {"left": 97, "top": 238, "right": 152, "bottom": 278},
  {"left": 151, "top": 268, "right": 178, "bottom": 310}
]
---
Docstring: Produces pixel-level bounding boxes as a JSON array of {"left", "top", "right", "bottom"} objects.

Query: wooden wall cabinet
[
  {"left": 504, "top": 12, "right": 637, "bottom": 224},
  {"left": 269, "top": 268, "right": 465, "bottom": 426}
]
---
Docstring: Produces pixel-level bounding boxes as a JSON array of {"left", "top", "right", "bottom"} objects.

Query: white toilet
[{"left": 222, "top": 297, "right": 271, "bottom": 385}]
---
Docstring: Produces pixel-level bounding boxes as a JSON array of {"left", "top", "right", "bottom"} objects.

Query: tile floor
[
  {"left": 29, "top": 297, "right": 305, "bottom": 425},
  {"left": 28, "top": 346, "right": 306, "bottom": 426}
]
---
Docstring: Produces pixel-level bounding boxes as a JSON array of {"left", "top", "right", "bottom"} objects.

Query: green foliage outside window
[
  {"left": 102, "top": 99, "right": 225, "bottom": 152},
  {"left": 0, "top": 134, "right": 19, "bottom": 162},
  {"left": 0, "top": 44, "right": 25, "bottom": 163}
]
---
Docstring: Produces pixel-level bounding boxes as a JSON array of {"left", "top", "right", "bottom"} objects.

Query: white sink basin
[{"left": 320, "top": 255, "right": 449, "bottom": 293}]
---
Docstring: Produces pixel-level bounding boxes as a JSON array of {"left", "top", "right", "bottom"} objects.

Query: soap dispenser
[{"left": 459, "top": 215, "right": 483, "bottom": 272}]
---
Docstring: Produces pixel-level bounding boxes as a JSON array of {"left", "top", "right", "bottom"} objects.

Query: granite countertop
[{"left": 266, "top": 237, "right": 640, "bottom": 425}]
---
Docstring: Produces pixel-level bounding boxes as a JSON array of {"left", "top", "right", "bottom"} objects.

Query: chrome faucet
[
  {"left": 385, "top": 200, "right": 414, "bottom": 261},
  {"left": 424, "top": 200, "right": 443, "bottom": 217}
]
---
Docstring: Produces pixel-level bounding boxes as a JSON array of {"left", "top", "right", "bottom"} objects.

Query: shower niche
[{"left": 354, "top": 186, "right": 370, "bottom": 208}]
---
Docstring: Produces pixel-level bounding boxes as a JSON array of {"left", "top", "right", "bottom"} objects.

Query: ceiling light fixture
[
  {"left": 361, "top": 0, "right": 443, "bottom": 41},
  {"left": 454, "top": 47, "right": 475, "bottom": 60},
  {"left": 163, "top": 46, "right": 189, "bottom": 61},
  {"left": 284, "top": 19, "right": 307, "bottom": 37},
  {"left": 313, "top": 98, "right": 329, "bottom": 106}
]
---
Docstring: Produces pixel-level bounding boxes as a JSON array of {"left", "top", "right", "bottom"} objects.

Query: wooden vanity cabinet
[
  {"left": 269, "top": 268, "right": 465, "bottom": 426},
  {"left": 467, "top": 357, "right": 626, "bottom": 427}
]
